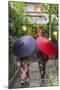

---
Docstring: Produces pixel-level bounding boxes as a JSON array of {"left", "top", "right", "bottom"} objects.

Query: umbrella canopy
[
  {"left": 36, "top": 36, "right": 57, "bottom": 57},
  {"left": 13, "top": 35, "right": 36, "bottom": 58}
]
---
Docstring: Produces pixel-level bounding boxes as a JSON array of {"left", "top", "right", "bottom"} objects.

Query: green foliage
[
  {"left": 9, "top": 1, "right": 26, "bottom": 37},
  {"left": 9, "top": 1, "right": 27, "bottom": 79},
  {"left": 40, "top": 4, "right": 58, "bottom": 40},
  {"left": 40, "top": 3, "right": 58, "bottom": 15},
  {"left": 51, "top": 15, "right": 58, "bottom": 41}
]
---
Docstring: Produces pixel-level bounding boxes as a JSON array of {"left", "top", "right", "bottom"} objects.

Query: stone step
[
  {"left": 29, "top": 79, "right": 40, "bottom": 87},
  {"left": 30, "top": 72, "right": 40, "bottom": 79},
  {"left": 10, "top": 60, "right": 58, "bottom": 88},
  {"left": 29, "top": 62, "right": 40, "bottom": 87}
]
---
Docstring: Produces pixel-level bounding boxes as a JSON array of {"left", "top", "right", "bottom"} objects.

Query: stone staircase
[
  {"left": 29, "top": 62, "right": 40, "bottom": 87},
  {"left": 9, "top": 60, "right": 58, "bottom": 88}
]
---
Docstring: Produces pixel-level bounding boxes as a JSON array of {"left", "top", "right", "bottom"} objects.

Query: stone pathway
[
  {"left": 46, "top": 60, "right": 58, "bottom": 86},
  {"left": 9, "top": 60, "right": 58, "bottom": 88},
  {"left": 29, "top": 62, "right": 40, "bottom": 87}
]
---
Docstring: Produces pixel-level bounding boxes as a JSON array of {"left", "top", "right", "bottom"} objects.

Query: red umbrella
[{"left": 36, "top": 36, "right": 57, "bottom": 57}]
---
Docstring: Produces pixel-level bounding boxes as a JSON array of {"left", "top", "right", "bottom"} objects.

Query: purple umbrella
[{"left": 13, "top": 35, "right": 36, "bottom": 58}]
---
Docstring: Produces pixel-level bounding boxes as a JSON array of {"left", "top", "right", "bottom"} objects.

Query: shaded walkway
[{"left": 9, "top": 60, "right": 58, "bottom": 88}]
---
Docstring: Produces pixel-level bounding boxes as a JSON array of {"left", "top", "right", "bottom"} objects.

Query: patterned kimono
[{"left": 20, "top": 57, "right": 30, "bottom": 84}]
